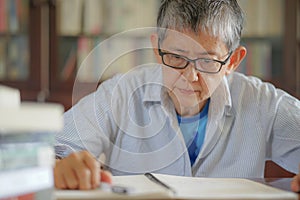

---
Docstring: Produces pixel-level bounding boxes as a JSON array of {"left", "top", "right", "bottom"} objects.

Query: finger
[
  {"left": 54, "top": 160, "right": 67, "bottom": 189},
  {"left": 100, "top": 170, "right": 113, "bottom": 184},
  {"left": 291, "top": 175, "right": 300, "bottom": 192},
  {"left": 62, "top": 159, "right": 80, "bottom": 189},
  {"left": 71, "top": 154, "right": 93, "bottom": 190},
  {"left": 81, "top": 152, "right": 100, "bottom": 189}
]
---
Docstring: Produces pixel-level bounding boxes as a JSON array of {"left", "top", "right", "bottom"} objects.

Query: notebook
[{"left": 55, "top": 173, "right": 298, "bottom": 200}]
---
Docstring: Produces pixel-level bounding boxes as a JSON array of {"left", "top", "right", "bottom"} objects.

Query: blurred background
[{"left": 0, "top": 0, "right": 299, "bottom": 110}]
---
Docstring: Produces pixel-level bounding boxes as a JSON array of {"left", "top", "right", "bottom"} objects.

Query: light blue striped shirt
[{"left": 55, "top": 65, "right": 300, "bottom": 178}]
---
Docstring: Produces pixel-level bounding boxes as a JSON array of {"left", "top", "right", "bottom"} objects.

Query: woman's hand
[
  {"left": 291, "top": 173, "right": 300, "bottom": 193},
  {"left": 54, "top": 151, "right": 112, "bottom": 190}
]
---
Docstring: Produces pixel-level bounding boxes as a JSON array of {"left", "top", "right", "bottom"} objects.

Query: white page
[
  {"left": 55, "top": 174, "right": 297, "bottom": 200},
  {"left": 55, "top": 175, "right": 172, "bottom": 200},
  {"left": 155, "top": 174, "right": 297, "bottom": 200}
]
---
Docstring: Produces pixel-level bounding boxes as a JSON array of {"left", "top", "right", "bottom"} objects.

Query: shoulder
[
  {"left": 67, "top": 65, "right": 162, "bottom": 122},
  {"left": 98, "top": 64, "right": 162, "bottom": 92},
  {"left": 227, "top": 72, "right": 268, "bottom": 90},
  {"left": 226, "top": 72, "right": 284, "bottom": 99},
  {"left": 225, "top": 72, "right": 294, "bottom": 117},
  {"left": 95, "top": 64, "right": 163, "bottom": 106}
]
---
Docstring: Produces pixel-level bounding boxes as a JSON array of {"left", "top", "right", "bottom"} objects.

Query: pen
[
  {"left": 144, "top": 173, "right": 176, "bottom": 194},
  {"left": 99, "top": 163, "right": 132, "bottom": 194},
  {"left": 100, "top": 182, "right": 133, "bottom": 195}
]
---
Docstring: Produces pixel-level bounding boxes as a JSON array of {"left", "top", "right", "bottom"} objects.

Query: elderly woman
[{"left": 54, "top": 0, "right": 300, "bottom": 192}]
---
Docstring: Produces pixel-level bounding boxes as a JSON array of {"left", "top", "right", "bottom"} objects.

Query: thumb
[{"left": 100, "top": 170, "right": 113, "bottom": 184}]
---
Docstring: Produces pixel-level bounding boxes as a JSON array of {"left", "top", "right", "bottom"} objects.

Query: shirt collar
[
  {"left": 210, "top": 76, "right": 233, "bottom": 116},
  {"left": 143, "top": 65, "right": 164, "bottom": 103}
]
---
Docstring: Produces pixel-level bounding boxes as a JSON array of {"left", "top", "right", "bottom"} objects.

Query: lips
[{"left": 177, "top": 88, "right": 200, "bottom": 95}]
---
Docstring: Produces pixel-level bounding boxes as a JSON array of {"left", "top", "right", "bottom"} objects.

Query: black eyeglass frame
[{"left": 158, "top": 44, "right": 233, "bottom": 74}]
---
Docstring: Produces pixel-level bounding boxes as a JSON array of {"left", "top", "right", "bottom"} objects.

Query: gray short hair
[{"left": 157, "top": 0, "right": 244, "bottom": 51}]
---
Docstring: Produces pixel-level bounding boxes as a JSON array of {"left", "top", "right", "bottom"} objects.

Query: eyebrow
[{"left": 167, "top": 47, "right": 219, "bottom": 57}]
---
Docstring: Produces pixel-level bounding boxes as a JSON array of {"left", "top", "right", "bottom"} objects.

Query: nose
[{"left": 182, "top": 62, "right": 199, "bottom": 82}]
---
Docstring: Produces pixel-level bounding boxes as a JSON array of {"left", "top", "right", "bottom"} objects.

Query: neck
[{"left": 175, "top": 100, "right": 208, "bottom": 117}]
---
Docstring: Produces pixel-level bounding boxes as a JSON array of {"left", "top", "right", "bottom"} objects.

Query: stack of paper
[{"left": 0, "top": 85, "right": 64, "bottom": 200}]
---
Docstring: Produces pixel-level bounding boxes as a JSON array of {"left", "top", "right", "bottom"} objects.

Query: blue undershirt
[{"left": 177, "top": 99, "right": 210, "bottom": 166}]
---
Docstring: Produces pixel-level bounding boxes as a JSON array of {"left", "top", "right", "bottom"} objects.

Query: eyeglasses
[{"left": 158, "top": 46, "right": 232, "bottom": 74}]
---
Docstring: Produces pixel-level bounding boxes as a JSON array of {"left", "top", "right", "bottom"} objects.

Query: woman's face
[{"left": 153, "top": 29, "right": 232, "bottom": 116}]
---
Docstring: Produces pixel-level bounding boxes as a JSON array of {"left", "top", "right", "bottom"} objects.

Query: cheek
[
  {"left": 162, "top": 66, "right": 181, "bottom": 89},
  {"left": 201, "top": 73, "right": 224, "bottom": 95}
]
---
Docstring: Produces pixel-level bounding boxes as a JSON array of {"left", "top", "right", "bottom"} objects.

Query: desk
[
  {"left": 253, "top": 178, "right": 299, "bottom": 200},
  {"left": 55, "top": 178, "right": 299, "bottom": 200}
]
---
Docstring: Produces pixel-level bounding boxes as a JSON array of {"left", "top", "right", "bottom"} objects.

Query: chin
[{"left": 178, "top": 99, "right": 200, "bottom": 109}]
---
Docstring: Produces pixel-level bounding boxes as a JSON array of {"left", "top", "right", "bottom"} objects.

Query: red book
[
  {"left": 0, "top": 193, "right": 34, "bottom": 200},
  {"left": 0, "top": 0, "right": 8, "bottom": 32}
]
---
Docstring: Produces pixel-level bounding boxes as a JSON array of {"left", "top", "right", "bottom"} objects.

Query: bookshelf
[
  {"left": 48, "top": 0, "right": 159, "bottom": 109},
  {"left": 238, "top": 0, "right": 300, "bottom": 98},
  {"left": 237, "top": 0, "right": 284, "bottom": 84},
  {"left": 0, "top": 0, "right": 51, "bottom": 102},
  {"left": 0, "top": 0, "right": 299, "bottom": 110},
  {"left": 283, "top": 0, "right": 300, "bottom": 98},
  {"left": 0, "top": 0, "right": 29, "bottom": 81}
]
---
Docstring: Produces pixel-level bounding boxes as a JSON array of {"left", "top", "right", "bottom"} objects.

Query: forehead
[{"left": 161, "top": 29, "right": 227, "bottom": 56}]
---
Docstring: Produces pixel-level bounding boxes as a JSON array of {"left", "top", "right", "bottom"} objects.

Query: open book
[{"left": 55, "top": 173, "right": 297, "bottom": 200}]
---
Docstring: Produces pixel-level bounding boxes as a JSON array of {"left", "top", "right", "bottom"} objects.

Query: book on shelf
[
  {"left": 55, "top": 173, "right": 298, "bottom": 200},
  {"left": 76, "top": 37, "right": 94, "bottom": 81},
  {"left": 6, "top": 36, "right": 29, "bottom": 81},
  {"left": 57, "top": 0, "right": 105, "bottom": 36},
  {"left": 238, "top": 40, "right": 272, "bottom": 80},
  {"left": 18, "top": 0, "right": 29, "bottom": 33},
  {"left": 82, "top": 0, "right": 104, "bottom": 35},
  {"left": 0, "top": 38, "right": 7, "bottom": 79},
  {"left": 60, "top": 47, "right": 77, "bottom": 81},
  {"left": 0, "top": 0, "right": 28, "bottom": 33},
  {"left": 99, "top": 37, "right": 136, "bottom": 82},
  {"left": 238, "top": 0, "right": 283, "bottom": 37},
  {"left": 104, "top": 0, "right": 158, "bottom": 34},
  {"left": 0, "top": 0, "right": 8, "bottom": 33},
  {"left": 56, "top": 0, "right": 83, "bottom": 36},
  {"left": 58, "top": 38, "right": 78, "bottom": 80},
  {"left": 8, "top": 0, "right": 19, "bottom": 33}
]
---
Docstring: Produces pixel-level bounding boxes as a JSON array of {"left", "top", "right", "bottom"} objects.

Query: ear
[
  {"left": 225, "top": 46, "right": 247, "bottom": 75},
  {"left": 150, "top": 33, "right": 162, "bottom": 63}
]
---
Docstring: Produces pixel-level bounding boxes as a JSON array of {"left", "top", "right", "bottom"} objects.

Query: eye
[
  {"left": 202, "top": 58, "right": 213, "bottom": 63},
  {"left": 164, "top": 53, "right": 186, "bottom": 67},
  {"left": 171, "top": 54, "right": 183, "bottom": 59},
  {"left": 168, "top": 54, "right": 185, "bottom": 62}
]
